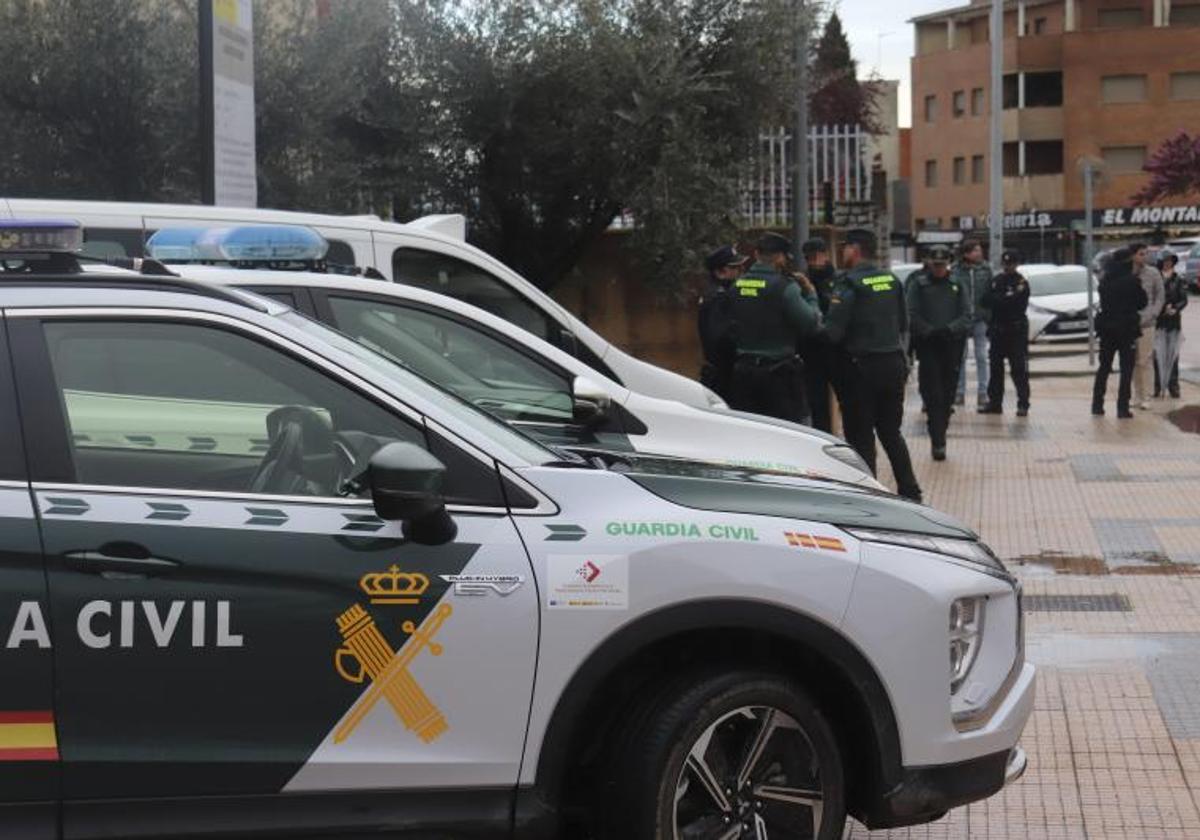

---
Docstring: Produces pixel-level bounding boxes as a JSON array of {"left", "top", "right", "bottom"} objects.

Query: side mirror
[
  {"left": 367, "top": 442, "right": 457, "bottom": 545},
  {"left": 572, "top": 375, "right": 612, "bottom": 427}
]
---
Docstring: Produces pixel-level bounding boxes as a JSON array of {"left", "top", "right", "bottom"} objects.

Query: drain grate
[{"left": 1023, "top": 593, "right": 1132, "bottom": 612}]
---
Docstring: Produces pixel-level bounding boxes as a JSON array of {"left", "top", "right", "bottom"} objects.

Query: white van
[{"left": 1, "top": 198, "right": 723, "bottom": 409}]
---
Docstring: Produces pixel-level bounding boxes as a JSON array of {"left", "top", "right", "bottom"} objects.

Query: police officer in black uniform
[
  {"left": 728, "top": 233, "right": 821, "bottom": 422},
  {"left": 980, "top": 250, "right": 1032, "bottom": 416},
  {"left": 824, "top": 228, "right": 923, "bottom": 502},
  {"left": 906, "top": 245, "right": 970, "bottom": 461},
  {"left": 697, "top": 245, "right": 750, "bottom": 403},
  {"left": 798, "top": 238, "right": 838, "bottom": 432}
]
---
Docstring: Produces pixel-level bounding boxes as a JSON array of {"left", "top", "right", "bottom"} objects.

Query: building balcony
[
  {"left": 1003, "top": 174, "right": 1065, "bottom": 210},
  {"left": 1004, "top": 34, "right": 1063, "bottom": 71},
  {"left": 1002, "top": 107, "right": 1064, "bottom": 142}
]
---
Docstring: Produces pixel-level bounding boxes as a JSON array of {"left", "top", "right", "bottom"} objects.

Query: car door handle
[{"left": 63, "top": 543, "right": 181, "bottom": 578}]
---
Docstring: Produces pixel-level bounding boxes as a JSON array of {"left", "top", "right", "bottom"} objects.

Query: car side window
[
  {"left": 81, "top": 227, "right": 146, "bottom": 259},
  {"left": 42, "top": 320, "right": 428, "bottom": 498},
  {"left": 326, "top": 295, "right": 574, "bottom": 425},
  {"left": 391, "top": 247, "right": 554, "bottom": 341}
]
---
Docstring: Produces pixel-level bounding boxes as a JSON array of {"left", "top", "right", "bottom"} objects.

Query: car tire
[{"left": 599, "top": 670, "right": 846, "bottom": 840}]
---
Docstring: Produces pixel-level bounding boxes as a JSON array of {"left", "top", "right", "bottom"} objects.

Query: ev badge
[{"left": 439, "top": 574, "right": 525, "bottom": 597}]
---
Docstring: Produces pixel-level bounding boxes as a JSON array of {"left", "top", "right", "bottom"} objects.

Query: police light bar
[
  {"left": 146, "top": 225, "right": 329, "bottom": 263},
  {"left": 0, "top": 220, "right": 84, "bottom": 255}
]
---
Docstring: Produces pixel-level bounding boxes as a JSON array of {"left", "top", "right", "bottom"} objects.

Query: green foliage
[{"left": 809, "top": 11, "right": 882, "bottom": 134}]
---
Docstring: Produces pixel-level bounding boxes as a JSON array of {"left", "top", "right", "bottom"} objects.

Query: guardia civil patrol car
[
  {"left": 0, "top": 221, "right": 1032, "bottom": 840},
  {"left": 135, "top": 225, "right": 881, "bottom": 490}
]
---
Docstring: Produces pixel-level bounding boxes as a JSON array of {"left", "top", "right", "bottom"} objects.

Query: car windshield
[
  {"left": 277, "top": 310, "right": 557, "bottom": 465},
  {"left": 1026, "top": 269, "right": 1089, "bottom": 297}
]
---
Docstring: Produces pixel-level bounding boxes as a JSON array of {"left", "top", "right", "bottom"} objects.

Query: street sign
[{"left": 200, "top": 0, "right": 257, "bottom": 207}]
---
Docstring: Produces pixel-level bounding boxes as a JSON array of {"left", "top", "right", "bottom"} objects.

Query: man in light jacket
[
  {"left": 1131, "top": 243, "right": 1165, "bottom": 409},
  {"left": 952, "top": 238, "right": 993, "bottom": 408}
]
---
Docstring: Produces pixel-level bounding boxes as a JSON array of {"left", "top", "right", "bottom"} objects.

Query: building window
[
  {"left": 925, "top": 159, "right": 938, "bottom": 187},
  {"left": 1033, "top": 16, "right": 1048, "bottom": 34},
  {"left": 1003, "top": 74, "right": 1020, "bottom": 109},
  {"left": 953, "top": 157, "right": 966, "bottom": 184},
  {"left": 1101, "top": 145, "right": 1147, "bottom": 173},
  {"left": 971, "top": 154, "right": 985, "bottom": 183},
  {"left": 1170, "top": 72, "right": 1200, "bottom": 99},
  {"left": 1003, "top": 143, "right": 1020, "bottom": 177},
  {"left": 1101, "top": 74, "right": 1148, "bottom": 103},
  {"left": 918, "top": 218, "right": 943, "bottom": 231},
  {"left": 1173, "top": 4, "right": 1200, "bottom": 24},
  {"left": 924, "top": 94, "right": 937, "bottom": 122},
  {"left": 952, "top": 90, "right": 966, "bottom": 117},
  {"left": 1025, "top": 71, "right": 1063, "bottom": 107},
  {"left": 971, "top": 87, "right": 984, "bottom": 115},
  {"left": 1097, "top": 8, "right": 1144, "bottom": 27},
  {"left": 1026, "top": 141, "right": 1064, "bottom": 175}
]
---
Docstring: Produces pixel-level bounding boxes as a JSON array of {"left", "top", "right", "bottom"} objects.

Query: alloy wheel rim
[{"left": 672, "top": 705, "right": 825, "bottom": 840}]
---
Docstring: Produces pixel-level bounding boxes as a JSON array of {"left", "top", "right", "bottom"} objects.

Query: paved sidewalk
[{"left": 847, "top": 357, "right": 1200, "bottom": 839}]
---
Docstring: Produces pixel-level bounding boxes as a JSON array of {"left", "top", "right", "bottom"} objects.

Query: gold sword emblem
[{"left": 333, "top": 601, "right": 453, "bottom": 744}]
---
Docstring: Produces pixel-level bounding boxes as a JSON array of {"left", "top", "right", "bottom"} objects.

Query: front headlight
[
  {"left": 1028, "top": 303, "right": 1055, "bottom": 316},
  {"left": 845, "top": 528, "right": 1010, "bottom": 579},
  {"left": 950, "top": 596, "right": 986, "bottom": 693},
  {"left": 822, "top": 444, "right": 871, "bottom": 477}
]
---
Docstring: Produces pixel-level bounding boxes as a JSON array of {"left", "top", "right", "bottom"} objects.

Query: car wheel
[{"left": 602, "top": 670, "right": 845, "bottom": 840}]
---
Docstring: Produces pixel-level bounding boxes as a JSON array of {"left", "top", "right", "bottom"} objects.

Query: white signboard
[{"left": 211, "top": 0, "right": 257, "bottom": 207}]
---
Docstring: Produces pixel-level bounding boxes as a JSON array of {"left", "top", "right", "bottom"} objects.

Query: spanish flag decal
[
  {"left": 784, "top": 532, "right": 847, "bottom": 552},
  {"left": 0, "top": 711, "right": 58, "bottom": 761}
]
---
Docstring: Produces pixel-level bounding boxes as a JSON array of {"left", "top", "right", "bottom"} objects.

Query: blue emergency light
[
  {"left": 146, "top": 225, "right": 329, "bottom": 264},
  {"left": 0, "top": 220, "right": 84, "bottom": 255}
]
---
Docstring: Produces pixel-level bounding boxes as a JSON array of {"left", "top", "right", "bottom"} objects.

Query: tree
[
  {"left": 0, "top": 0, "right": 199, "bottom": 201},
  {"left": 808, "top": 11, "right": 883, "bottom": 134},
  {"left": 1131, "top": 130, "right": 1200, "bottom": 205},
  {"left": 388, "top": 0, "right": 800, "bottom": 292}
]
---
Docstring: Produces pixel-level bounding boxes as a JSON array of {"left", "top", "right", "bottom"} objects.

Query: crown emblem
[{"left": 360, "top": 564, "right": 430, "bottom": 605}]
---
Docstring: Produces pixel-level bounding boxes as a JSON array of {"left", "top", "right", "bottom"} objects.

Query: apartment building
[{"left": 910, "top": 0, "right": 1200, "bottom": 261}]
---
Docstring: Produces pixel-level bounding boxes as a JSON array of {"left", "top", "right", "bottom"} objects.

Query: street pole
[
  {"left": 794, "top": 0, "right": 810, "bottom": 253},
  {"left": 988, "top": 0, "right": 1003, "bottom": 269},
  {"left": 199, "top": 0, "right": 215, "bottom": 205},
  {"left": 1084, "top": 161, "right": 1096, "bottom": 366}
]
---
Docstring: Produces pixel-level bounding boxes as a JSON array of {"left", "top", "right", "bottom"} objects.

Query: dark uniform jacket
[
  {"left": 906, "top": 269, "right": 970, "bottom": 341},
  {"left": 730, "top": 262, "right": 820, "bottom": 358},
  {"left": 807, "top": 264, "right": 837, "bottom": 315},
  {"left": 697, "top": 282, "right": 737, "bottom": 394},
  {"left": 981, "top": 270, "right": 1030, "bottom": 334},
  {"left": 1096, "top": 265, "right": 1150, "bottom": 341},
  {"left": 823, "top": 263, "right": 907, "bottom": 357},
  {"left": 1157, "top": 273, "right": 1189, "bottom": 332}
]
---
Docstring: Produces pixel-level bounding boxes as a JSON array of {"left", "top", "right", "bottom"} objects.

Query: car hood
[
  {"left": 604, "top": 454, "right": 976, "bottom": 538},
  {"left": 1030, "top": 292, "right": 1090, "bottom": 314}
]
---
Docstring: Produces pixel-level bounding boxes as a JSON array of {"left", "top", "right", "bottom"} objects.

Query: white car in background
[
  {"left": 1, "top": 198, "right": 722, "bottom": 409},
  {"left": 1022, "top": 264, "right": 1093, "bottom": 342},
  {"left": 136, "top": 229, "right": 882, "bottom": 489}
]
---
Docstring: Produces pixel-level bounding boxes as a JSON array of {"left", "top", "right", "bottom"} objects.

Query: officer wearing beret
[
  {"left": 979, "top": 250, "right": 1031, "bottom": 416},
  {"left": 824, "top": 228, "right": 922, "bottom": 502},
  {"left": 697, "top": 245, "right": 750, "bottom": 403},
  {"left": 728, "top": 232, "right": 821, "bottom": 423},
  {"left": 906, "top": 245, "right": 970, "bottom": 461}
]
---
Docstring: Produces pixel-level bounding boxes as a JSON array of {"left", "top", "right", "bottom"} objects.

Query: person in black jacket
[
  {"left": 980, "top": 250, "right": 1032, "bottom": 416},
  {"left": 1092, "top": 247, "right": 1150, "bottom": 418},
  {"left": 1153, "top": 251, "right": 1188, "bottom": 399},
  {"left": 798, "top": 238, "right": 837, "bottom": 431},
  {"left": 697, "top": 245, "right": 749, "bottom": 403}
]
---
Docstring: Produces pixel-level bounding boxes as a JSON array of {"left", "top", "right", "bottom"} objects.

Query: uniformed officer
[
  {"left": 798, "top": 238, "right": 838, "bottom": 432},
  {"left": 824, "top": 228, "right": 923, "bottom": 502},
  {"left": 697, "top": 244, "right": 750, "bottom": 403},
  {"left": 906, "top": 245, "right": 970, "bottom": 461},
  {"left": 980, "top": 250, "right": 1032, "bottom": 416},
  {"left": 727, "top": 232, "right": 821, "bottom": 422}
]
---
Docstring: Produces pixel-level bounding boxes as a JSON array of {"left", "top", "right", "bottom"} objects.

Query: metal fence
[{"left": 739, "top": 124, "right": 871, "bottom": 228}]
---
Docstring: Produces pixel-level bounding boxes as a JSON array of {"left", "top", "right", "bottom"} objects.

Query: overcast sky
[{"left": 838, "top": 0, "right": 953, "bottom": 128}]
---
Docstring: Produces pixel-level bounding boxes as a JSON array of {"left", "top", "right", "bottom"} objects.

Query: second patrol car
[{"left": 0, "top": 221, "right": 1032, "bottom": 839}]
